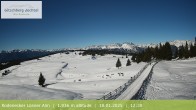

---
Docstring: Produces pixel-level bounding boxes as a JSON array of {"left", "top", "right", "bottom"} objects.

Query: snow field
[
  {"left": 0, "top": 52, "right": 146, "bottom": 99},
  {"left": 145, "top": 58, "right": 196, "bottom": 99}
]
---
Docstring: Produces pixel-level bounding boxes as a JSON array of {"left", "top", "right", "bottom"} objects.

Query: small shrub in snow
[{"left": 2, "top": 70, "right": 10, "bottom": 76}]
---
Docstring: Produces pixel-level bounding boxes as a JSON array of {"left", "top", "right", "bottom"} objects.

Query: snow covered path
[{"left": 116, "top": 62, "right": 156, "bottom": 100}]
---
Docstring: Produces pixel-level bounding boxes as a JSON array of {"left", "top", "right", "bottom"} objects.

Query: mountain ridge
[{"left": 86, "top": 40, "right": 195, "bottom": 50}]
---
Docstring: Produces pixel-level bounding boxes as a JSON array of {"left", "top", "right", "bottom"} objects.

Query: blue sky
[{"left": 0, "top": 0, "right": 196, "bottom": 51}]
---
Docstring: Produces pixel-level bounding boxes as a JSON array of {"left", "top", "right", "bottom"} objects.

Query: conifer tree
[
  {"left": 179, "top": 45, "right": 184, "bottom": 59},
  {"left": 190, "top": 43, "right": 194, "bottom": 57},
  {"left": 195, "top": 37, "right": 196, "bottom": 46},
  {"left": 154, "top": 46, "right": 159, "bottom": 59},
  {"left": 116, "top": 58, "right": 122, "bottom": 69},
  {"left": 174, "top": 47, "right": 179, "bottom": 58},
  {"left": 164, "top": 42, "right": 172, "bottom": 60},
  {"left": 159, "top": 43, "right": 163, "bottom": 59},
  {"left": 131, "top": 54, "right": 136, "bottom": 62},
  {"left": 126, "top": 59, "right": 131, "bottom": 66},
  {"left": 184, "top": 41, "right": 189, "bottom": 58},
  {"left": 38, "top": 72, "right": 45, "bottom": 87}
]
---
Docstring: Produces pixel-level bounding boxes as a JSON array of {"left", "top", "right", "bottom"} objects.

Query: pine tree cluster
[
  {"left": 116, "top": 58, "right": 131, "bottom": 69},
  {"left": 178, "top": 42, "right": 196, "bottom": 59},
  {"left": 132, "top": 41, "right": 196, "bottom": 63}
]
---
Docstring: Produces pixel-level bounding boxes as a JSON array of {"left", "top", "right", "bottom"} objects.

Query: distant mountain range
[
  {"left": 0, "top": 49, "right": 68, "bottom": 63},
  {"left": 0, "top": 40, "right": 195, "bottom": 63},
  {"left": 85, "top": 40, "right": 195, "bottom": 51}
]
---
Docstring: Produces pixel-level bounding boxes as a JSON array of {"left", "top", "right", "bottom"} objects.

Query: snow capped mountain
[
  {"left": 86, "top": 42, "right": 142, "bottom": 52},
  {"left": 86, "top": 40, "right": 195, "bottom": 52},
  {"left": 86, "top": 42, "right": 134, "bottom": 49},
  {"left": 169, "top": 40, "right": 195, "bottom": 47},
  {"left": 121, "top": 42, "right": 135, "bottom": 49},
  {"left": 2, "top": 40, "right": 194, "bottom": 54},
  {"left": 106, "top": 43, "right": 122, "bottom": 49},
  {"left": 137, "top": 43, "right": 157, "bottom": 48}
]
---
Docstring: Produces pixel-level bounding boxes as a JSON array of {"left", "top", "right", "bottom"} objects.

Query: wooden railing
[{"left": 98, "top": 62, "right": 153, "bottom": 100}]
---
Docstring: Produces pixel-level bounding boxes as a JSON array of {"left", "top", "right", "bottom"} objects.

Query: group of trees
[
  {"left": 178, "top": 42, "right": 196, "bottom": 59},
  {"left": 82, "top": 49, "right": 131, "bottom": 56},
  {"left": 116, "top": 58, "right": 131, "bottom": 68},
  {"left": 132, "top": 41, "right": 196, "bottom": 63}
]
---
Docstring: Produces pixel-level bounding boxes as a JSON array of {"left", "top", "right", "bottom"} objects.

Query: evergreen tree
[
  {"left": 164, "top": 42, "right": 172, "bottom": 60},
  {"left": 136, "top": 55, "right": 141, "bottom": 63},
  {"left": 131, "top": 54, "right": 136, "bottom": 62},
  {"left": 143, "top": 47, "right": 151, "bottom": 62},
  {"left": 92, "top": 53, "right": 95, "bottom": 57},
  {"left": 190, "top": 43, "right": 194, "bottom": 57},
  {"left": 159, "top": 43, "right": 163, "bottom": 59},
  {"left": 126, "top": 59, "right": 131, "bottom": 66},
  {"left": 193, "top": 45, "right": 196, "bottom": 57},
  {"left": 195, "top": 37, "right": 196, "bottom": 46},
  {"left": 38, "top": 72, "right": 45, "bottom": 87},
  {"left": 116, "top": 58, "right": 122, "bottom": 69},
  {"left": 184, "top": 41, "right": 189, "bottom": 58},
  {"left": 154, "top": 46, "right": 159, "bottom": 59},
  {"left": 126, "top": 54, "right": 128, "bottom": 58},
  {"left": 174, "top": 47, "right": 179, "bottom": 58},
  {"left": 179, "top": 45, "right": 184, "bottom": 59}
]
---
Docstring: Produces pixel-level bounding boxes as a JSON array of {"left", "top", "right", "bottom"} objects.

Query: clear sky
[{"left": 0, "top": 0, "right": 196, "bottom": 51}]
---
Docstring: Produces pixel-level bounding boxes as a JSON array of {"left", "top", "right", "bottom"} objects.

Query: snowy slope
[
  {"left": 145, "top": 58, "right": 196, "bottom": 99},
  {"left": 0, "top": 84, "right": 81, "bottom": 100},
  {"left": 0, "top": 52, "right": 147, "bottom": 99},
  {"left": 1, "top": 50, "right": 195, "bottom": 100}
]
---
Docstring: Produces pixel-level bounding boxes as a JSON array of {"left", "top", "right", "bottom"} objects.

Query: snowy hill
[
  {"left": 0, "top": 84, "right": 81, "bottom": 100},
  {"left": 145, "top": 59, "right": 196, "bottom": 99},
  {"left": 0, "top": 52, "right": 147, "bottom": 99},
  {"left": 1, "top": 51, "right": 195, "bottom": 100}
]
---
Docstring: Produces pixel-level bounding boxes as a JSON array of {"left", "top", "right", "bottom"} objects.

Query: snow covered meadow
[
  {"left": 0, "top": 52, "right": 146, "bottom": 99},
  {"left": 145, "top": 58, "right": 196, "bottom": 99},
  {"left": 0, "top": 51, "right": 196, "bottom": 100}
]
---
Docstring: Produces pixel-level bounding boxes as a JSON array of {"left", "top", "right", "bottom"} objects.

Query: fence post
[
  {"left": 115, "top": 89, "right": 118, "bottom": 93},
  {"left": 109, "top": 92, "right": 112, "bottom": 97}
]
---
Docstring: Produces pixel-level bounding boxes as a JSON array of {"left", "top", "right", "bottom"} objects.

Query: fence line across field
[{"left": 98, "top": 61, "right": 155, "bottom": 100}]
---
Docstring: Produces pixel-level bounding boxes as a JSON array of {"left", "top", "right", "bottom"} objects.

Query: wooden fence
[{"left": 98, "top": 62, "right": 153, "bottom": 100}]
